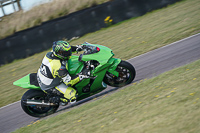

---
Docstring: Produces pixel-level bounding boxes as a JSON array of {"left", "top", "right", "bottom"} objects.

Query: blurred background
[
  {"left": 0, "top": 0, "right": 52, "bottom": 17},
  {"left": 0, "top": 0, "right": 200, "bottom": 132}
]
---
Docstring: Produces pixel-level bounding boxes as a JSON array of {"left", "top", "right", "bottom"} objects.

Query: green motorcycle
[{"left": 13, "top": 42, "right": 136, "bottom": 117}]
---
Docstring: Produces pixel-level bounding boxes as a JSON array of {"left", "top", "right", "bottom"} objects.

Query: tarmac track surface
[{"left": 0, "top": 33, "right": 200, "bottom": 133}]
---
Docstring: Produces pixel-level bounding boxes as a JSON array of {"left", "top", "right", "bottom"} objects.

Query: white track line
[
  {"left": 128, "top": 32, "right": 200, "bottom": 61},
  {"left": 1, "top": 33, "right": 200, "bottom": 110},
  {"left": 0, "top": 100, "right": 20, "bottom": 110}
]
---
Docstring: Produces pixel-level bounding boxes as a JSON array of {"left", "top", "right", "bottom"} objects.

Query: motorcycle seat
[{"left": 30, "top": 73, "right": 39, "bottom": 87}]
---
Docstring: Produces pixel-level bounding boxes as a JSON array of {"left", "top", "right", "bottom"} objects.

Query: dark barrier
[{"left": 0, "top": 0, "right": 180, "bottom": 65}]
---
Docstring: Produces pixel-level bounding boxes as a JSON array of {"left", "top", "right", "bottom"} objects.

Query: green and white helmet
[{"left": 52, "top": 41, "right": 72, "bottom": 60}]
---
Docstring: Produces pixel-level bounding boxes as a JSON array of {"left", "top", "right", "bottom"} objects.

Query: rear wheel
[
  {"left": 21, "top": 89, "right": 59, "bottom": 117},
  {"left": 103, "top": 60, "right": 136, "bottom": 87}
]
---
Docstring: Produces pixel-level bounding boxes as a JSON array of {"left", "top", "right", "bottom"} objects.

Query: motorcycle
[{"left": 13, "top": 42, "right": 136, "bottom": 117}]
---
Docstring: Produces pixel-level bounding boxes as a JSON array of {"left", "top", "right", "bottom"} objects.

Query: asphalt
[{"left": 0, "top": 33, "right": 200, "bottom": 133}]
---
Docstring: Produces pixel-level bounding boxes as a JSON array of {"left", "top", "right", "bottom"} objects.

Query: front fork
[{"left": 107, "top": 58, "right": 121, "bottom": 77}]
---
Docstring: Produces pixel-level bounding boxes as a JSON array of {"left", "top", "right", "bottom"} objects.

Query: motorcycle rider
[{"left": 37, "top": 40, "right": 88, "bottom": 104}]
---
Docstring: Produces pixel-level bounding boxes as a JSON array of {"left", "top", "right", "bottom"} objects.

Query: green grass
[
  {"left": 0, "top": 0, "right": 200, "bottom": 107},
  {"left": 70, "top": 0, "right": 200, "bottom": 59},
  {"left": 14, "top": 59, "right": 200, "bottom": 133}
]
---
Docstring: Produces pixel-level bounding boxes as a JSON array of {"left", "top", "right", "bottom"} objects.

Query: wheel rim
[{"left": 105, "top": 66, "right": 132, "bottom": 86}]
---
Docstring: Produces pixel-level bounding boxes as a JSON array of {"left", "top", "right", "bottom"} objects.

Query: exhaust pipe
[{"left": 22, "top": 99, "right": 58, "bottom": 107}]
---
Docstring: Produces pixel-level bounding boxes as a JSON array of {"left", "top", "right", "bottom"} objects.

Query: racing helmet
[{"left": 52, "top": 41, "right": 72, "bottom": 60}]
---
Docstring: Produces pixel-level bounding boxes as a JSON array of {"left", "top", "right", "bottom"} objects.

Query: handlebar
[{"left": 82, "top": 45, "right": 100, "bottom": 55}]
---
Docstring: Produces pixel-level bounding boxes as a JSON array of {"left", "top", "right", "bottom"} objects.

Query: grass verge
[
  {"left": 0, "top": 0, "right": 200, "bottom": 107},
  {"left": 14, "top": 59, "right": 200, "bottom": 133}
]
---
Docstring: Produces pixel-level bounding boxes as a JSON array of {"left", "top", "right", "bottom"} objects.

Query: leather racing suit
[{"left": 37, "top": 46, "right": 83, "bottom": 103}]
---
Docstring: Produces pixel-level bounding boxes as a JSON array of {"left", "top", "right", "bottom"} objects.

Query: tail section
[{"left": 13, "top": 73, "right": 40, "bottom": 90}]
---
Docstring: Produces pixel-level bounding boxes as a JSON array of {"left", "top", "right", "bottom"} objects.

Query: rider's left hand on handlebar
[
  {"left": 79, "top": 75, "right": 89, "bottom": 80},
  {"left": 76, "top": 45, "right": 83, "bottom": 52}
]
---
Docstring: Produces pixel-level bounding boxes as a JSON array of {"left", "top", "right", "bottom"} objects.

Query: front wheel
[
  {"left": 21, "top": 89, "right": 59, "bottom": 117},
  {"left": 103, "top": 60, "right": 136, "bottom": 87}
]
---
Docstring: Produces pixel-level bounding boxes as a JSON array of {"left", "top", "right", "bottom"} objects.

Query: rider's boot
[
  {"left": 45, "top": 89, "right": 61, "bottom": 104},
  {"left": 46, "top": 86, "right": 77, "bottom": 105},
  {"left": 63, "top": 87, "right": 77, "bottom": 104},
  {"left": 60, "top": 98, "right": 68, "bottom": 106}
]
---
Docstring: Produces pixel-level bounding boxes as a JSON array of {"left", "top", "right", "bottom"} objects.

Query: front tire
[
  {"left": 103, "top": 60, "right": 136, "bottom": 87},
  {"left": 21, "top": 89, "right": 59, "bottom": 117}
]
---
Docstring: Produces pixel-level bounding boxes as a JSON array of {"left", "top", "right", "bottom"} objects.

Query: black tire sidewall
[
  {"left": 21, "top": 89, "right": 59, "bottom": 117},
  {"left": 120, "top": 60, "right": 136, "bottom": 84},
  {"left": 104, "top": 60, "right": 136, "bottom": 87}
]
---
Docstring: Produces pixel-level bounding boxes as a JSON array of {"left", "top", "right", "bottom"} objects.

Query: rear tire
[
  {"left": 21, "top": 89, "right": 59, "bottom": 117},
  {"left": 103, "top": 60, "right": 136, "bottom": 87}
]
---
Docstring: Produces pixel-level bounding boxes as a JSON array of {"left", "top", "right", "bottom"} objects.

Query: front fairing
[
  {"left": 68, "top": 44, "right": 114, "bottom": 76},
  {"left": 68, "top": 56, "right": 84, "bottom": 76},
  {"left": 81, "top": 44, "right": 114, "bottom": 65}
]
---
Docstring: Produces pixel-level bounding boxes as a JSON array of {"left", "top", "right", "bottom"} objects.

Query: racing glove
[
  {"left": 62, "top": 74, "right": 88, "bottom": 86},
  {"left": 79, "top": 75, "right": 89, "bottom": 80},
  {"left": 76, "top": 45, "right": 83, "bottom": 52},
  {"left": 62, "top": 74, "right": 71, "bottom": 84}
]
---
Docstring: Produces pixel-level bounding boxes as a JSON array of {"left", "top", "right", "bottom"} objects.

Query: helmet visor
[{"left": 57, "top": 50, "right": 72, "bottom": 58}]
